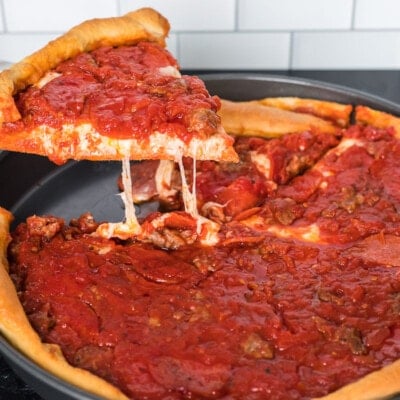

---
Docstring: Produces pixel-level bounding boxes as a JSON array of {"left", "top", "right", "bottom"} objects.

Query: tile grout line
[
  {"left": 351, "top": 0, "right": 357, "bottom": 30},
  {"left": 0, "top": 0, "right": 6, "bottom": 32},
  {"left": 289, "top": 31, "right": 294, "bottom": 69},
  {"left": 234, "top": 0, "right": 239, "bottom": 31}
]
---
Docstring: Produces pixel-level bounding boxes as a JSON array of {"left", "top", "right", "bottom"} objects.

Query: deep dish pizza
[
  {"left": 1, "top": 100, "right": 400, "bottom": 400},
  {"left": 0, "top": 6, "right": 399, "bottom": 400}
]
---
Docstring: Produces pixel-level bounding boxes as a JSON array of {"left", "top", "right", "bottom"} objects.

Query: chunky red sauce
[
  {"left": 9, "top": 125, "right": 400, "bottom": 399},
  {"left": 7, "top": 42, "right": 220, "bottom": 141}
]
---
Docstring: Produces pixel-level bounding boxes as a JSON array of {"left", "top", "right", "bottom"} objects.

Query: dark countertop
[
  {"left": 289, "top": 70, "right": 400, "bottom": 104},
  {"left": 1, "top": 70, "right": 399, "bottom": 400},
  {"left": 295, "top": 70, "right": 400, "bottom": 104},
  {"left": 196, "top": 70, "right": 400, "bottom": 104}
]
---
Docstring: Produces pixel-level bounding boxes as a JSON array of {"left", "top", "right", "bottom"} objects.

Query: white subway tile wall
[
  {"left": 354, "top": 0, "right": 400, "bottom": 29},
  {"left": 180, "top": 32, "right": 291, "bottom": 70},
  {"left": 3, "top": 0, "right": 117, "bottom": 32},
  {"left": 238, "top": 0, "right": 354, "bottom": 30},
  {"left": 120, "top": 0, "right": 236, "bottom": 31},
  {"left": 292, "top": 31, "right": 400, "bottom": 69},
  {"left": 0, "top": 0, "right": 399, "bottom": 70}
]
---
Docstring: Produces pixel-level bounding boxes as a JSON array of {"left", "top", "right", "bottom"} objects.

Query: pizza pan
[{"left": 0, "top": 73, "right": 400, "bottom": 400}]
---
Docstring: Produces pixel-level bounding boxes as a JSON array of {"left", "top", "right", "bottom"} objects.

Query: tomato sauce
[
  {"left": 8, "top": 126, "right": 400, "bottom": 399},
  {"left": 7, "top": 42, "right": 220, "bottom": 142}
]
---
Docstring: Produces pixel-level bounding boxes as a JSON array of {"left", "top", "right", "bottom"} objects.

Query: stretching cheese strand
[
  {"left": 177, "top": 154, "right": 199, "bottom": 219},
  {"left": 121, "top": 155, "right": 139, "bottom": 227},
  {"left": 95, "top": 157, "right": 141, "bottom": 239}
]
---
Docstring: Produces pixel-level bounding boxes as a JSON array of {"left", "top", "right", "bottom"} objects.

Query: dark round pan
[{"left": 0, "top": 73, "right": 400, "bottom": 400}]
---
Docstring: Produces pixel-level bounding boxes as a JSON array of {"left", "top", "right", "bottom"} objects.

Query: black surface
[
  {"left": 1, "top": 70, "right": 400, "bottom": 399},
  {"left": 10, "top": 160, "right": 158, "bottom": 228},
  {"left": 195, "top": 70, "right": 400, "bottom": 105}
]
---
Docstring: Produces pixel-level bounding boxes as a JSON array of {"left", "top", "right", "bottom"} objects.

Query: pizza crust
[
  {"left": 255, "top": 97, "right": 353, "bottom": 127},
  {"left": 0, "top": 8, "right": 169, "bottom": 124},
  {"left": 218, "top": 99, "right": 342, "bottom": 137},
  {"left": 355, "top": 105, "right": 400, "bottom": 137},
  {"left": 0, "top": 207, "right": 128, "bottom": 399}
]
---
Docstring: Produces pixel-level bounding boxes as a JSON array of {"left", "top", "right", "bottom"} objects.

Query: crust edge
[
  {"left": 316, "top": 359, "right": 400, "bottom": 400},
  {"left": 218, "top": 99, "right": 342, "bottom": 137},
  {"left": 355, "top": 105, "right": 400, "bottom": 138}
]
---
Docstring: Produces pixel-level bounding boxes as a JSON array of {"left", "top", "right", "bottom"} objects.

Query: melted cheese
[
  {"left": 242, "top": 214, "right": 322, "bottom": 244},
  {"left": 120, "top": 155, "right": 140, "bottom": 227},
  {"left": 25, "top": 123, "right": 235, "bottom": 164},
  {"left": 250, "top": 151, "right": 271, "bottom": 180},
  {"left": 34, "top": 71, "right": 62, "bottom": 88},
  {"left": 267, "top": 223, "right": 321, "bottom": 243},
  {"left": 311, "top": 137, "right": 365, "bottom": 189},
  {"left": 155, "top": 160, "right": 177, "bottom": 202},
  {"left": 95, "top": 151, "right": 220, "bottom": 245},
  {"left": 176, "top": 153, "right": 198, "bottom": 218},
  {"left": 175, "top": 150, "right": 219, "bottom": 238},
  {"left": 96, "top": 220, "right": 140, "bottom": 240},
  {"left": 96, "top": 156, "right": 141, "bottom": 240},
  {"left": 197, "top": 216, "right": 220, "bottom": 246},
  {"left": 141, "top": 212, "right": 220, "bottom": 248},
  {"left": 332, "top": 137, "right": 365, "bottom": 156},
  {"left": 158, "top": 66, "right": 181, "bottom": 78}
]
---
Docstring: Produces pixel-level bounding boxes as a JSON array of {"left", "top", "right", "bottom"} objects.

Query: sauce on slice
[{"left": 6, "top": 42, "right": 221, "bottom": 143}]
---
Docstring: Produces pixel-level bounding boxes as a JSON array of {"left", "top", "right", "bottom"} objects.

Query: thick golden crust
[
  {"left": 355, "top": 105, "right": 400, "bottom": 137},
  {"left": 0, "top": 207, "right": 129, "bottom": 399},
  {"left": 256, "top": 97, "right": 353, "bottom": 127},
  {"left": 218, "top": 99, "right": 341, "bottom": 137},
  {"left": 0, "top": 7, "right": 170, "bottom": 124},
  {"left": 317, "top": 359, "right": 400, "bottom": 400}
]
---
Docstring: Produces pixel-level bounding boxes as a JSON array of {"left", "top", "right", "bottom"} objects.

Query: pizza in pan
[
  {"left": 1, "top": 99, "right": 400, "bottom": 400},
  {"left": 0, "top": 6, "right": 399, "bottom": 400}
]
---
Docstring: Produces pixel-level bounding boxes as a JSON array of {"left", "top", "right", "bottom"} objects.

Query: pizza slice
[
  {"left": 0, "top": 8, "right": 238, "bottom": 239},
  {"left": 0, "top": 7, "right": 238, "bottom": 164}
]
